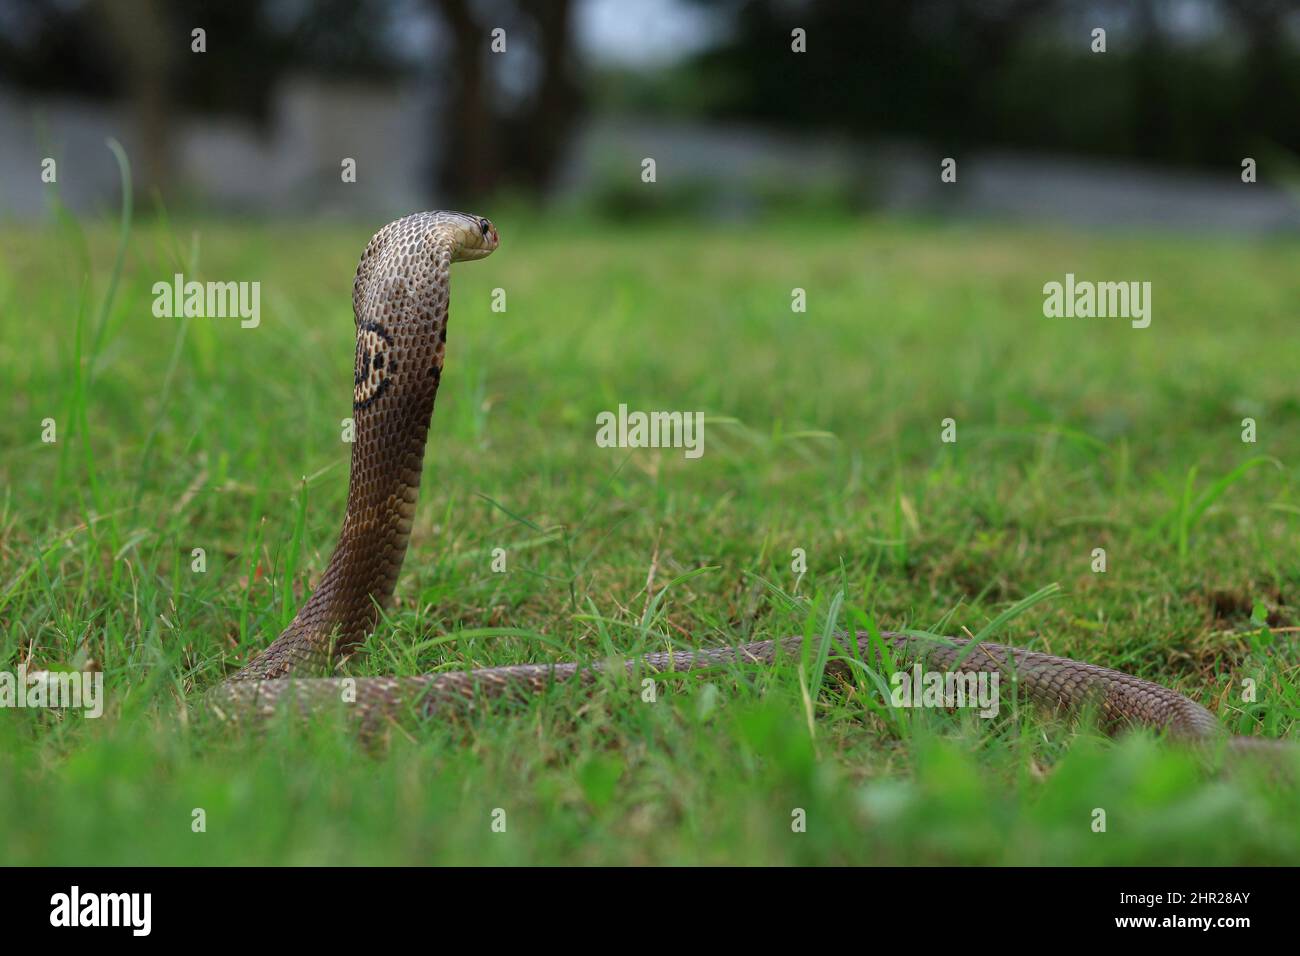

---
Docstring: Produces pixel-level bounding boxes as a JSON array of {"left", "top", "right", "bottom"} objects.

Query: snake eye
[{"left": 479, "top": 218, "right": 491, "bottom": 238}]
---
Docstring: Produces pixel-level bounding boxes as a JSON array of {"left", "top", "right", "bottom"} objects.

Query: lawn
[{"left": 1, "top": 204, "right": 1297, "bottom": 864}]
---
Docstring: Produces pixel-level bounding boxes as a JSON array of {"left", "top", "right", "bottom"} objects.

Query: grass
[{"left": 1, "top": 197, "right": 1298, "bottom": 864}]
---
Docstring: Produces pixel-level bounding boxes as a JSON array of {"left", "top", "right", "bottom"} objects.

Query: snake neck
[{"left": 232, "top": 233, "right": 455, "bottom": 680}]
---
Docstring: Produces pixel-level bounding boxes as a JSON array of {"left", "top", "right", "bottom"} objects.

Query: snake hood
[{"left": 233, "top": 210, "right": 499, "bottom": 681}]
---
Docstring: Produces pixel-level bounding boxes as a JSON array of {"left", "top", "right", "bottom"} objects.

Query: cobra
[{"left": 209, "top": 210, "right": 1283, "bottom": 758}]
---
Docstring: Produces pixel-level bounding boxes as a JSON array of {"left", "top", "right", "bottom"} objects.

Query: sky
[{"left": 576, "top": 0, "right": 726, "bottom": 67}]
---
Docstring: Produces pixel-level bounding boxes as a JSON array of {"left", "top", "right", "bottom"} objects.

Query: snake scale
[{"left": 208, "top": 210, "right": 1282, "bottom": 757}]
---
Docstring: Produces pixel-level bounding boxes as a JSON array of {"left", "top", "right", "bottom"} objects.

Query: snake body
[{"left": 209, "top": 211, "right": 1278, "bottom": 756}]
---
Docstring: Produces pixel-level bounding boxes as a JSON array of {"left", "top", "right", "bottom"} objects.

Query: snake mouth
[{"left": 455, "top": 247, "right": 494, "bottom": 262}]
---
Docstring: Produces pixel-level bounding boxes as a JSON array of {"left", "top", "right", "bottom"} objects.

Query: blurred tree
[
  {"left": 428, "top": 0, "right": 582, "bottom": 199},
  {"left": 93, "top": 0, "right": 176, "bottom": 194},
  {"left": 430, "top": 0, "right": 501, "bottom": 197},
  {"left": 685, "top": 0, "right": 1062, "bottom": 144},
  {"left": 681, "top": 0, "right": 1300, "bottom": 170},
  {"left": 508, "top": 0, "right": 581, "bottom": 193},
  {"left": 6, "top": 0, "right": 1294, "bottom": 198},
  {"left": 1223, "top": 0, "right": 1300, "bottom": 157},
  {"left": 2, "top": 0, "right": 583, "bottom": 200},
  {"left": 1, "top": 0, "right": 405, "bottom": 194},
  {"left": 0, "top": 0, "right": 118, "bottom": 98}
]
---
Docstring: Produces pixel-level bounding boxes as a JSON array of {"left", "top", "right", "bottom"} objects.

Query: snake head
[{"left": 449, "top": 212, "right": 500, "bottom": 262}]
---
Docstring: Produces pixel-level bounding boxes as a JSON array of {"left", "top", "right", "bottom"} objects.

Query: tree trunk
[
  {"left": 431, "top": 0, "right": 499, "bottom": 199},
  {"left": 93, "top": 0, "right": 175, "bottom": 196}
]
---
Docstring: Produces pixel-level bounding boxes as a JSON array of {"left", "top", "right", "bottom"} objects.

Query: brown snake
[{"left": 208, "top": 210, "right": 1284, "bottom": 757}]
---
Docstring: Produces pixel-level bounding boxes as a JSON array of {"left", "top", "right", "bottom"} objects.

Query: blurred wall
[{"left": 0, "top": 77, "right": 436, "bottom": 218}]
